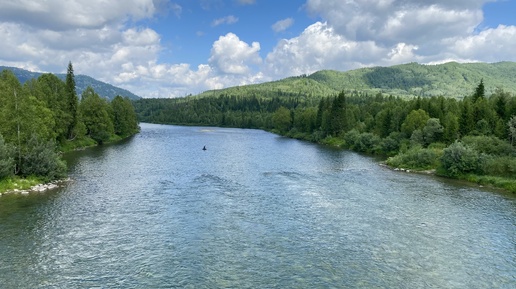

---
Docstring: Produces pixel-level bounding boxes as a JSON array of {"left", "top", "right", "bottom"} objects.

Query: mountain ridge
[
  {"left": 197, "top": 61, "right": 516, "bottom": 99},
  {"left": 0, "top": 66, "right": 141, "bottom": 100}
]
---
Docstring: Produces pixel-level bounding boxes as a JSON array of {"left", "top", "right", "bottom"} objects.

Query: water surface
[{"left": 0, "top": 123, "right": 514, "bottom": 288}]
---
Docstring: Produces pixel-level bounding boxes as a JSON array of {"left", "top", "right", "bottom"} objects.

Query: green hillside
[
  {"left": 197, "top": 62, "right": 516, "bottom": 99},
  {"left": 196, "top": 75, "right": 339, "bottom": 100},
  {"left": 0, "top": 66, "right": 141, "bottom": 100}
]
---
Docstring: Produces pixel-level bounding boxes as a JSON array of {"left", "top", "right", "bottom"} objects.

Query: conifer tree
[
  {"left": 65, "top": 61, "right": 79, "bottom": 139},
  {"left": 473, "top": 79, "right": 485, "bottom": 102}
]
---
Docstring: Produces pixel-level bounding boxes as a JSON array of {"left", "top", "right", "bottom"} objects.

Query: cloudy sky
[{"left": 0, "top": 0, "right": 515, "bottom": 98}]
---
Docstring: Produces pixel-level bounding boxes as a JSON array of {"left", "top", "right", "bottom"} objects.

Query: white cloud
[
  {"left": 1, "top": 0, "right": 515, "bottom": 98},
  {"left": 272, "top": 18, "right": 294, "bottom": 33},
  {"left": 445, "top": 25, "right": 516, "bottom": 62},
  {"left": 209, "top": 33, "right": 262, "bottom": 75},
  {"left": 0, "top": 0, "right": 157, "bottom": 31},
  {"left": 260, "top": 0, "right": 515, "bottom": 78},
  {"left": 305, "top": 0, "right": 484, "bottom": 46},
  {"left": 212, "top": 15, "right": 239, "bottom": 27},
  {"left": 265, "top": 22, "right": 386, "bottom": 77}
]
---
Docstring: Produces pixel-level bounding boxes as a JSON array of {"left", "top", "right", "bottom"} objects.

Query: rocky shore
[{"left": 0, "top": 178, "right": 70, "bottom": 197}]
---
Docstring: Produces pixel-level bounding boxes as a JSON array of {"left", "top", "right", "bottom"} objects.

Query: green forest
[
  {"left": 196, "top": 62, "right": 516, "bottom": 99},
  {"left": 0, "top": 62, "right": 139, "bottom": 191},
  {"left": 135, "top": 80, "right": 516, "bottom": 193}
]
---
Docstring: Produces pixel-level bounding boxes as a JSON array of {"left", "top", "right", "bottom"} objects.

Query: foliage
[
  {"left": 401, "top": 109, "right": 430, "bottom": 137},
  {"left": 135, "top": 76, "right": 516, "bottom": 192},
  {"left": 386, "top": 146, "right": 442, "bottom": 170},
  {"left": 509, "top": 116, "right": 516, "bottom": 146},
  {"left": 440, "top": 142, "right": 480, "bottom": 176},
  {"left": 461, "top": 135, "right": 514, "bottom": 156},
  {"left": 111, "top": 95, "right": 140, "bottom": 137},
  {"left": 272, "top": 106, "right": 292, "bottom": 133},
  {"left": 0, "top": 176, "right": 43, "bottom": 194},
  {"left": 0, "top": 64, "right": 139, "bottom": 184},
  {"left": 194, "top": 62, "right": 516, "bottom": 100},
  {"left": 79, "top": 87, "right": 115, "bottom": 144},
  {"left": 0, "top": 134, "right": 14, "bottom": 179},
  {"left": 21, "top": 134, "right": 66, "bottom": 180},
  {"left": 65, "top": 62, "right": 79, "bottom": 140}
]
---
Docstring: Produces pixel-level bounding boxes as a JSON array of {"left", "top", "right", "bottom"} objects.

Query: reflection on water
[{"left": 0, "top": 123, "right": 515, "bottom": 288}]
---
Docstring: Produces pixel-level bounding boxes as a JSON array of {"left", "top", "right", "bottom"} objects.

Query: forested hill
[
  {"left": 0, "top": 66, "right": 141, "bottom": 101},
  {"left": 197, "top": 62, "right": 516, "bottom": 99}
]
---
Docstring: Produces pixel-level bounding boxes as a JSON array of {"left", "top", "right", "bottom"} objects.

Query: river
[{"left": 0, "top": 123, "right": 514, "bottom": 288}]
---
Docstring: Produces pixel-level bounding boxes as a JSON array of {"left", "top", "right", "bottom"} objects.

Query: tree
[
  {"left": 459, "top": 99, "right": 475, "bottom": 136},
  {"left": 330, "top": 92, "right": 348, "bottom": 135},
  {"left": 422, "top": 118, "right": 444, "bottom": 145},
  {"left": 441, "top": 141, "right": 479, "bottom": 176},
  {"left": 272, "top": 106, "right": 291, "bottom": 133},
  {"left": 111, "top": 95, "right": 139, "bottom": 137},
  {"left": 33, "top": 73, "right": 69, "bottom": 142},
  {"left": 401, "top": 109, "right": 430, "bottom": 137},
  {"left": 21, "top": 134, "right": 66, "bottom": 180},
  {"left": 472, "top": 79, "right": 485, "bottom": 102},
  {"left": 509, "top": 116, "right": 516, "bottom": 146},
  {"left": 443, "top": 113, "right": 459, "bottom": 144},
  {"left": 79, "top": 87, "right": 114, "bottom": 144},
  {"left": 65, "top": 61, "right": 79, "bottom": 139},
  {"left": 0, "top": 70, "right": 55, "bottom": 173},
  {"left": 0, "top": 134, "right": 14, "bottom": 179}
]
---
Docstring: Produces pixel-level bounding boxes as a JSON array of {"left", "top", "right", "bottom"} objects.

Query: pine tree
[
  {"left": 65, "top": 61, "right": 79, "bottom": 139},
  {"left": 472, "top": 79, "right": 485, "bottom": 102}
]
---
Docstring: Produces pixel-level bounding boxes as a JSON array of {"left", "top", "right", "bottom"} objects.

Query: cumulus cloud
[
  {"left": 209, "top": 33, "right": 262, "bottom": 75},
  {"left": 305, "top": 0, "right": 483, "bottom": 46},
  {"left": 1, "top": 0, "right": 515, "bottom": 98},
  {"left": 264, "top": 22, "right": 385, "bottom": 77},
  {"left": 0, "top": 0, "right": 156, "bottom": 31},
  {"left": 212, "top": 15, "right": 239, "bottom": 27},
  {"left": 445, "top": 25, "right": 516, "bottom": 62},
  {"left": 260, "top": 0, "right": 516, "bottom": 79},
  {"left": 272, "top": 18, "right": 294, "bottom": 33}
]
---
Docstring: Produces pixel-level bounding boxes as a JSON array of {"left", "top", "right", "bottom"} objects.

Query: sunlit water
[{"left": 1, "top": 123, "right": 515, "bottom": 288}]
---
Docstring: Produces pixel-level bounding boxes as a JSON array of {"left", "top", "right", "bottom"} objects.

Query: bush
[
  {"left": 440, "top": 141, "right": 479, "bottom": 176},
  {"left": 461, "top": 135, "right": 514, "bottom": 156},
  {"left": 478, "top": 155, "right": 516, "bottom": 178},
  {"left": 380, "top": 132, "right": 402, "bottom": 156},
  {"left": 21, "top": 134, "right": 67, "bottom": 180},
  {"left": 387, "top": 146, "right": 442, "bottom": 170}
]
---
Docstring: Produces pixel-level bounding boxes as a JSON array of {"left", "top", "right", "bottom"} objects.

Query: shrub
[
  {"left": 461, "top": 135, "right": 514, "bottom": 156},
  {"left": 387, "top": 146, "right": 441, "bottom": 170},
  {"left": 21, "top": 134, "right": 67, "bottom": 180},
  {"left": 440, "top": 141, "right": 479, "bottom": 176},
  {"left": 478, "top": 155, "right": 516, "bottom": 178}
]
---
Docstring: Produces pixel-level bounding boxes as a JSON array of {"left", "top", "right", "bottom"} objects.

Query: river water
[{"left": 0, "top": 123, "right": 514, "bottom": 288}]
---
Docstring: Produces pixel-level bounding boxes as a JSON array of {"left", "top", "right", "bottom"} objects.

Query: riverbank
[
  {"left": 275, "top": 129, "right": 516, "bottom": 194},
  {"left": 0, "top": 177, "right": 70, "bottom": 197},
  {"left": 0, "top": 132, "right": 139, "bottom": 196}
]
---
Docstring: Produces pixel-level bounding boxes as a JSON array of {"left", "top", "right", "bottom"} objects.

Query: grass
[
  {"left": 59, "top": 137, "right": 97, "bottom": 152},
  {"left": 0, "top": 176, "right": 44, "bottom": 194},
  {"left": 461, "top": 174, "right": 516, "bottom": 194}
]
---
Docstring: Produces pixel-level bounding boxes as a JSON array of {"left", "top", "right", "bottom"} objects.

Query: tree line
[
  {"left": 0, "top": 62, "right": 139, "bottom": 182},
  {"left": 135, "top": 80, "right": 516, "bottom": 192}
]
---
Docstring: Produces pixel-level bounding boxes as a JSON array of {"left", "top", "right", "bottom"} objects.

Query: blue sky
[
  {"left": 149, "top": 1, "right": 313, "bottom": 66},
  {"left": 0, "top": 0, "right": 515, "bottom": 98}
]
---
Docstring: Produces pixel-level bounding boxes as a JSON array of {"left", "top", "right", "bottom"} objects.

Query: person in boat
[{"left": 202, "top": 146, "right": 206, "bottom": 150}]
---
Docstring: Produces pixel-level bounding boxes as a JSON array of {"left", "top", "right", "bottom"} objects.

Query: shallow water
[{"left": 1, "top": 123, "right": 514, "bottom": 288}]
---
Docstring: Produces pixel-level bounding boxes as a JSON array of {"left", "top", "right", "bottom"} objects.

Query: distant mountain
[
  {"left": 197, "top": 61, "right": 516, "bottom": 99},
  {"left": 0, "top": 66, "right": 141, "bottom": 100}
]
